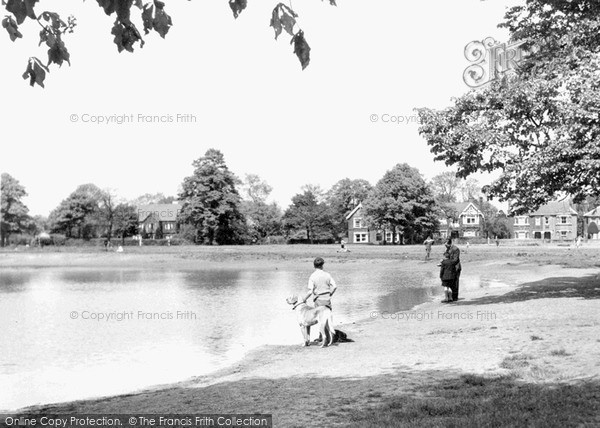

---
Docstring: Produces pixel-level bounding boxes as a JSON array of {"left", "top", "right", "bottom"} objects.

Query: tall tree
[
  {"left": 363, "top": 164, "right": 438, "bottom": 244},
  {"left": 283, "top": 186, "right": 332, "bottom": 243},
  {"left": 327, "top": 178, "right": 372, "bottom": 237},
  {"left": 459, "top": 178, "right": 482, "bottom": 202},
  {"left": 112, "top": 203, "right": 139, "bottom": 244},
  {"left": 178, "top": 149, "right": 246, "bottom": 245},
  {"left": 0, "top": 173, "right": 30, "bottom": 246},
  {"left": 429, "top": 172, "right": 460, "bottom": 204},
  {"left": 49, "top": 183, "right": 102, "bottom": 238},
  {"left": 417, "top": 0, "right": 600, "bottom": 214},
  {"left": 239, "top": 174, "right": 282, "bottom": 243}
]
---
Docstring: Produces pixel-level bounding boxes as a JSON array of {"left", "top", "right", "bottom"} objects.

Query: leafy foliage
[
  {"left": 4, "top": 0, "right": 337, "bottom": 86},
  {"left": 283, "top": 186, "right": 333, "bottom": 243},
  {"left": 48, "top": 184, "right": 103, "bottom": 239},
  {"left": 178, "top": 149, "right": 247, "bottom": 245},
  {"left": 417, "top": 0, "right": 600, "bottom": 214},
  {"left": 363, "top": 164, "right": 438, "bottom": 243},
  {"left": 228, "top": 0, "right": 247, "bottom": 19},
  {"left": 0, "top": 173, "right": 31, "bottom": 247},
  {"left": 2, "top": 16, "right": 22, "bottom": 40}
]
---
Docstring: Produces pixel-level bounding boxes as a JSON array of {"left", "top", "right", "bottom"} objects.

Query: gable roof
[
  {"left": 584, "top": 206, "right": 600, "bottom": 217},
  {"left": 345, "top": 203, "right": 363, "bottom": 220},
  {"left": 138, "top": 204, "right": 182, "bottom": 222},
  {"left": 440, "top": 201, "right": 484, "bottom": 218},
  {"left": 530, "top": 201, "right": 577, "bottom": 216}
]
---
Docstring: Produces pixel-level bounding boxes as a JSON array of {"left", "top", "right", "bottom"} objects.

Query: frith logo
[{"left": 463, "top": 37, "right": 529, "bottom": 88}]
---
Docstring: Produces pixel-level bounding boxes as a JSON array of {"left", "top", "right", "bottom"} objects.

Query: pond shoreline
[{"left": 3, "top": 248, "right": 600, "bottom": 426}]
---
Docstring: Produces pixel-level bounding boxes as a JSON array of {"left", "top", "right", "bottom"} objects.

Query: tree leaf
[
  {"left": 270, "top": 3, "right": 298, "bottom": 40},
  {"left": 47, "top": 35, "right": 70, "bottom": 67},
  {"left": 291, "top": 30, "right": 310, "bottom": 70},
  {"left": 111, "top": 19, "right": 144, "bottom": 52},
  {"left": 22, "top": 57, "right": 48, "bottom": 88},
  {"left": 152, "top": 0, "right": 172, "bottom": 38},
  {"left": 2, "top": 16, "right": 23, "bottom": 41},
  {"left": 141, "top": 3, "right": 154, "bottom": 34},
  {"left": 228, "top": 0, "right": 247, "bottom": 19}
]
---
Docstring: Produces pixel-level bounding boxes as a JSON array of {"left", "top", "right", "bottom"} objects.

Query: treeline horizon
[{"left": 1, "top": 149, "right": 513, "bottom": 246}]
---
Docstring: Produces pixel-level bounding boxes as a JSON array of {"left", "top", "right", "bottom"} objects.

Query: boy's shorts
[{"left": 314, "top": 298, "right": 332, "bottom": 310}]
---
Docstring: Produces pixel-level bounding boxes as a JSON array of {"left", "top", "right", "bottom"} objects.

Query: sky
[{"left": 0, "top": 0, "right": 523, "bottom": 216}]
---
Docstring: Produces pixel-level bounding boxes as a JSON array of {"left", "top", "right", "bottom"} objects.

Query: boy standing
[
  {"left": 303, "top": 257, "right": 337, "bottom": 310},
  {"left": 439, "top": 253, "right": 456, "bottom": 303}
]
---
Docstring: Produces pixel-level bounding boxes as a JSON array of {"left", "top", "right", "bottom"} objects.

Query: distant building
[
  {"left": 584, "top": 206, "right": 600, "bottom": 240},
  {"left": 345, "top": 203, "right": 400, "bottom": 244},
  {"left": 438, "top": 202, "right": 485, "bottom": 239},
  {"left": 512, "top": 200, "right": 578, "bottom": 240},
  {"left": 138, "top": 203, "right": 182, "bottom": 238}
]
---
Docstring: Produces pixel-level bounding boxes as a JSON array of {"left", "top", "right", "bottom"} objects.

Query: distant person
[
  {"left": 301, "top": 257, "right": 338, "bottom": 342},
  {"left": 337, "top": 239, "right": 350, "bottom": 253},
  {"left": 423, "top": 236, "right": 434, "bottom": 260},
  {"left": 495, "top": 236, "right": 500, "bottom": 247},
  {"left": 576, "top": 236, "right": 582, "bottom": 248},
  {"left": 441, "top": 238, "right": 461, "bottom": 301},
  {"left": 465, "top": 241, "right": 470, "bottom": 253}
]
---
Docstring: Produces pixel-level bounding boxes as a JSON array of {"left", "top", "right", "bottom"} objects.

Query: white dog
[{"left": 286, "top": 295, "right": 335, "bottom": 347}]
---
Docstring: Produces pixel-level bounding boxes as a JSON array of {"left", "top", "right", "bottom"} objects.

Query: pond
[{"left": 0, "top": 264, "right": 442, "bottom": 411}]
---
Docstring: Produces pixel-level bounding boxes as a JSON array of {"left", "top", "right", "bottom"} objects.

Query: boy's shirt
[{"left": 308, "top": 269, "right": 337, "bottom": 297}]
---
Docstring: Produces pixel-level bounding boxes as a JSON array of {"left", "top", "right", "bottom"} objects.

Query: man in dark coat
[{"left": 441, "top": 238, "right": 461, "bottom": 301}]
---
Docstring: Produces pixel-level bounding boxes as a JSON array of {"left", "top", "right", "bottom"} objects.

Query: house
[
  {"left": 512, "top": 200, "right": 578, "bottom": 240},
  {"left": 345, "top": 203, "right": 401, "bottom": 244},
  {"left": 438, "top": 202, "right": 485, "bottom": 239},
  {"left": 138, "top": 203, "right": 182, "bottom": 238},
  {"left": 584, "top": 206, "right": 600, "bottom": 240}
]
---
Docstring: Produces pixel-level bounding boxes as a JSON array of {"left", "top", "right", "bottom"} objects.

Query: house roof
[
  {"left": 584, "top": 206, "right": 600, "bottom": 217},
  {"left": 138, "top": 204, "right": 183, "bottom": 222},
  {"left": 440, "top": 201, "right": 484, "bottom": 218},
  {"left": 345, "top": 203, "right": 363, "bottom": 220},
  {"left": 529, "top": 201, "right": 577, "bottom": 216}
]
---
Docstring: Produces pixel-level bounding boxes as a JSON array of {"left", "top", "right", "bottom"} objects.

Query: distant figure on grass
[
  {"left": 337, "top": 239, "right": 350, "bottom": 253},
  {"left": 576, "top": 236, "right": 582, "bottom": 248},
  {"left": 423, "top": 235, "right": 434, "bottom": 260},
  {"left": 495, "top": 236, "right": 500, "bottom": 247},
  {"left": 439, "top": 252, "right": 456, "bottom": 303},
  {"left": 301, "top": 257, "right": 338, "bottom": 343},
  {"left": 440, "top": 238, "right": 461, "bottom": 301}
]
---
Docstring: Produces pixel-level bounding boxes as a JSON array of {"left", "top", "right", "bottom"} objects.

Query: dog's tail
[{"left": 325, "top": 310, "right": 335, "bottom": 346}]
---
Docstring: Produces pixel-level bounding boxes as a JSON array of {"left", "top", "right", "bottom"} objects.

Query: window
[
  {"left": 560, "top": 216, "right": 568, "bottom": 224},
  {"left": 515, "top": 216, "right": 528, "bottom": 225},
  {"left": 535, "top": 218, "right": 541, "bottom": 226},
  {"left": 385, "top": 232, "right": 393, "bottom": 242},
  {"left": 353, "top": 218, "right": 364, "bottom": 228},
  {"left": 164, "top": 223, "right": 173, "bottom": 231},
  {"left": 465, "top": 216, "right": 477, "bottom": 224},
  {"left": 354, "top": 232, "right": 368, "bottom": 243},
  {"left": 560, "top": 231, "right": 567, "bottom": 237},
  {"left": 545, "top": 217, "right": 549, "bottom": 225}
]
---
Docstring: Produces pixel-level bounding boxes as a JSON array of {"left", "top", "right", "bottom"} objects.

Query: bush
[
  {"left": 8, "top": 234, "right": 34, "bottom": 246},
  {"left": 176, "top": 224, "right": 197, "bottom": 243},
  {"left": 264, "top": 235, "right": 286, "bottom": 245},
  {"left": 50, "top": 234, "right": 67, "bottom": 246}
]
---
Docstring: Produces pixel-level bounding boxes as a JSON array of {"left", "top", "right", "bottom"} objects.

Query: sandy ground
[{"left": 3, "top": 246, "right": 600, "bottom": 426}]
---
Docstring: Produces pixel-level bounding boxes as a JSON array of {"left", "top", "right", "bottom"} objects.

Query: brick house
[
  {"left": 138, "top": 203, "right": 182, "bottom": 238},
  {"left": 512, "top": 201, "right": 578, "bottom": 240},
  {"left": 584, "top": 206, "right": 600, "bottom": 240},
  {"left": 345, "top": 203, "right": 401, "bottom": 244},
  {"left": 438, "top": 202, "right": 485, "bottom": 239}
]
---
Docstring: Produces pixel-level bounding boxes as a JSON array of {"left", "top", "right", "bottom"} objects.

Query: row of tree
[{"left": 2, "top": 149, "right": 520, "bottom": 246}]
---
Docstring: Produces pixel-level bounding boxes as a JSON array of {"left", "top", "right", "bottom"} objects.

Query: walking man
[{"left": 441, "top": 238, "right": 461, "bottom": 301}]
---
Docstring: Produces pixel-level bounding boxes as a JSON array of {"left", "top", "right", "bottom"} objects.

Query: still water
[{"left": 0, "top": 265, "right": 441, "bottom": 410}]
